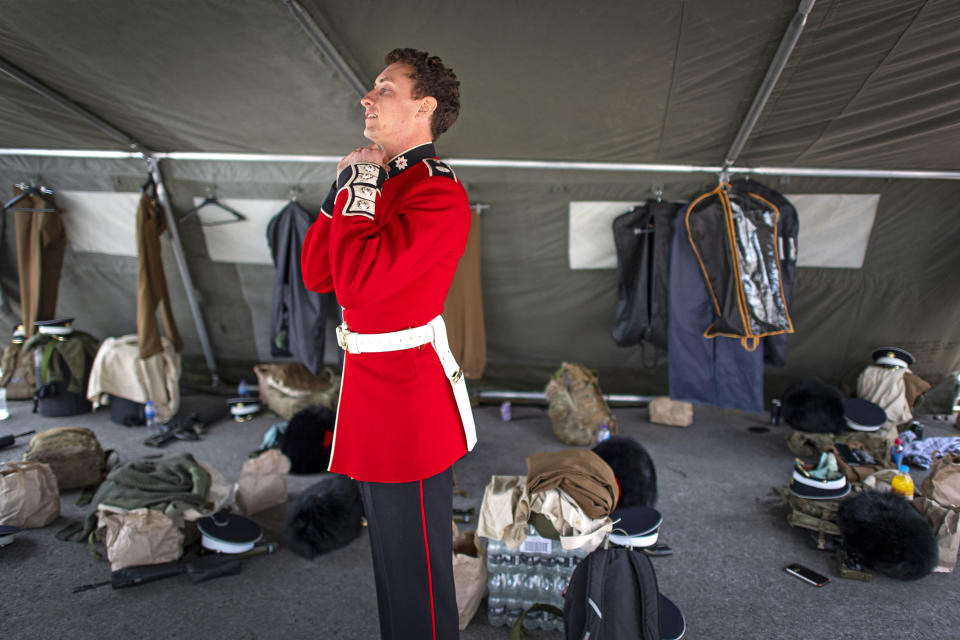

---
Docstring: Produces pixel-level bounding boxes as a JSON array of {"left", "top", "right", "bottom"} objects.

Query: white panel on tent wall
[
  {"left": 568, "top": 201, "right": 641, "bottom": 269},
  {"left": 786, "top": 194, "right": 880, "bottom": 269},
  {"left": 57, "top": 191, "right": 141, "bottom": 256},
  {"left": 197, "top": 197, "right": 286, "bottom": 265}
]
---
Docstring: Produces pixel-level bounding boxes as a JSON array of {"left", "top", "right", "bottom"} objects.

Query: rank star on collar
[{"left": 394, "top": 156, "right": 408, "bottom": 171}]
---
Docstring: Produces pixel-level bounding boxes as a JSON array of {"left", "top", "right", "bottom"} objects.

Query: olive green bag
[{"left": 23, "top": 427, "right": 113, "bottom": 490}]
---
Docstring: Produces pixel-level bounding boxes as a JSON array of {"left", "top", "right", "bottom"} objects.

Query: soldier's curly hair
[{"left": 384, "top": 48, "right": 461, "bottom": 141}]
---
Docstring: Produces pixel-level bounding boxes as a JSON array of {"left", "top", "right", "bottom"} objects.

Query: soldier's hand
[{"left": 338, "top": 143, "right": 388, "bottom": 173}]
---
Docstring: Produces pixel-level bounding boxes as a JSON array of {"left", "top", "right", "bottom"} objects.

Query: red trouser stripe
[{"left": 419, "top": 479, "right": 437, "bottom": 640}]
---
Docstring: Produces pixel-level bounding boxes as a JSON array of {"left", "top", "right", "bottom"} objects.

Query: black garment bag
[{"left": 611, "top": 200, "right": 682, "bottom": 356}]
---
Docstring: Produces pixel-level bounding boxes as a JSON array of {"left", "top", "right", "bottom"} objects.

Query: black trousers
[{"left": 359, "top": 466, "right": 459, "bottom": 640}]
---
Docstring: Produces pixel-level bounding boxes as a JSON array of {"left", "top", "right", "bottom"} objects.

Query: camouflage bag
[
  {"left": 786, "top": 423, "right": 897, "bottom": 464},
  {"left": 23, "top": 427, "right": 112, "bottom": 490},
  {"left": 779, "top": 485, "right": 852, "bottom": 550},
  {"left": 253, "top": 363, "right": 340, "bottom": 419},
  {"left": 544, "top": 362, "right": 618, "bottom": 445},
  {"left": 0, "top": 340, "right": 36, "bottom": 400}
]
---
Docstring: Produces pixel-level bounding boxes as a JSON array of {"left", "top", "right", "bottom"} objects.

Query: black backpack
[{"left": 563, "top": 546, "right": 661, "bottom": 640}]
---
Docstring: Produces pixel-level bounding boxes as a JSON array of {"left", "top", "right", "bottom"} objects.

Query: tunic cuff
[{"left": 336, "top": 162, "right": 386, "bottom": 221}]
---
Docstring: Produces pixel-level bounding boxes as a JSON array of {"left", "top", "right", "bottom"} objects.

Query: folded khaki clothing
[{"left": 526, "top": 449, "right": 619, "bottom": 519}]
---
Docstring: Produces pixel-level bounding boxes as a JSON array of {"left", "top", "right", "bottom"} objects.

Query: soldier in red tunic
[{"left": 301, "top": 48, "right": 474, "bottom": 639}]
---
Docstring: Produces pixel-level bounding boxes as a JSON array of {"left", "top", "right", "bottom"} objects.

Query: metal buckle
[
  {"left": 451, "top": 368, "right": 463, "bottom": 384},
  {"left": 336, "top": 325, "right": 351, "bottom": 353}
]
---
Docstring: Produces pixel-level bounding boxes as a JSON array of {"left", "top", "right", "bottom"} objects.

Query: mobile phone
[
  {"left": 833, "top": 443, "right": 859, "bottom": 466},
  {"left": 785, "top": 563, "right": 830, "bottom": 587}
]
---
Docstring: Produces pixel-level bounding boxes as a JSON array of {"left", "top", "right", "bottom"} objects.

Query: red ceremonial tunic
[{"left": 301, "top": 143, "right": 471, "bottom": 482}]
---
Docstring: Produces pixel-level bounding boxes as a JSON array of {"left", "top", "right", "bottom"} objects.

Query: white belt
[{"left": 335, "top": 315, "right": 477, "bottom": 451}]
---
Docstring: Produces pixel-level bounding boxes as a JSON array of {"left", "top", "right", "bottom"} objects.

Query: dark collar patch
[{"left": 389, "top": 143, "right": 436, "bottom": 178}]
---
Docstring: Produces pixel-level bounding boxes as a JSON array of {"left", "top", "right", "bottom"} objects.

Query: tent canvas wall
[{"left": 1, "top": 0, "right": 958, "bottom": 405}]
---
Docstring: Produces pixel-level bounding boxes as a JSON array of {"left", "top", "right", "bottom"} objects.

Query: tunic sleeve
[
  {"left": 300, "top": 182, "right": 336, "bottom": 293},
  {"left": 329, "top": 162, "right": 469, "bottom": 309}
]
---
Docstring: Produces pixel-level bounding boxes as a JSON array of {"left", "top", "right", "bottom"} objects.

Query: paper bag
[
  {"left": 98, "top": 507, "right": 184, "bottom": 571},
  {"left": 452, "top": 528, "right": 488, "bottom": 631},
  {"left": 0, "top": 461, "right": 60, "bottom": 528},
  {"left": 234, "top": 449, "right": 291, "bottom": 516}
]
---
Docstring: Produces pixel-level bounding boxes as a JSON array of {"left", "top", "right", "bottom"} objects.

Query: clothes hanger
[
  {"left": 288, "top": 186, "right": 301, "bottom": 203},
  {"left": 3, "top": 182, "right": 58, "bottom": 213},
  {"left": 179, "top": 187, "right": 246, "bottom": 226}
]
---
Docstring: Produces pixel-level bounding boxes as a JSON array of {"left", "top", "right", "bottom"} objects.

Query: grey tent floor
[{"left": 1, "top": 393, "right": 957, "bottom": 640}]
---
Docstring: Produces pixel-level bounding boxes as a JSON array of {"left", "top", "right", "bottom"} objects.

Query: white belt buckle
[{"left": 336, "top": 324, "right": 352, "bottom": 353}]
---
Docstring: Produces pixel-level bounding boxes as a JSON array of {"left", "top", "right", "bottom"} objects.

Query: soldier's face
[{"left": 360, "top": 63, "right": 422, "bottom": 148}]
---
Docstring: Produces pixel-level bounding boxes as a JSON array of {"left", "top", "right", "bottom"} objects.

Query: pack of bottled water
[{"left": 484, "top": 525, "right": 587, "bottom": 631}]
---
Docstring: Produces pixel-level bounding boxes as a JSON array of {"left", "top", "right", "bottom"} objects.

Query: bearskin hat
[
  {"left": 591, "top": 435, "right": 657, "bottom": 508},
  {"left": 282, "top": 404, "right": 336, "bottom": 474},
  {"left": 781, "top": 377, "right": 846, "bottom": 434},
  {"left": 836, "top": 491, "right": 937, "bottom": 581},
  {"left": 283, "top": 474, "right": 364, "bottom": 559}
]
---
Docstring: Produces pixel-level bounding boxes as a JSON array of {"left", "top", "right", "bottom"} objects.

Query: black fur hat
[
  {"left": 781, "top": 377, "right": 846, "bottom": 434},
  {"left": 282, "top": 404, "right": 336, "bottom": 474},
  {"left": 283, "top": 474, "right": 364, "bottom": 559},
  {"left": 836, "top": 491, "right": 937, "bottom": 581},
  {"left": 591, "top": 435, "right": 657, "bottom": 508}
]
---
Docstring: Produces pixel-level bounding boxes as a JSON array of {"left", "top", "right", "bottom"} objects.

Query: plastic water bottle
[
  {"left": 487, "top": 571, "right": 507, "bottom": 626},
  {"left": 891, "top": 437, "right": 904, "bottom": 467},
  {"left": 144, "top": 400, "right": 159, "bottom": 434},
  {"left": 597, "top": 423, "right": 611, "bottom": 443},
  {"left": 891, "top": 465, "right": 915, "bottom": 499},
  {"left": 238, "top": 379, "right": 249, "bottom": 397},
  {"left": 541, "top": 556, "right": 563, "bottom": 631},
  {"left": 521, "top": 555, "right": 543, "bottom": 630}
]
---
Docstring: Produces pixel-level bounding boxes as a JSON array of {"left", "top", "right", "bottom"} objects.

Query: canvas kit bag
[
  {"left": 22, "top": 427, "right": 112, "bottom": 490},
  {"left": 0, "top": 461, "right": 60, "bottom": 528},
  {"left": 253, "top": 362, "right": 340, "bottom": 419},
  {"left": 544, "top": 362, "right": 618, "bottom": 446},
  {"left": 913, "top": 453, "right": 960, "bottom": 573}
]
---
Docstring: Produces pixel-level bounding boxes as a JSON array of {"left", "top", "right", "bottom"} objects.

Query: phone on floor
[{"left": 785, "top": 563, "right": 830, "bottom": 587}]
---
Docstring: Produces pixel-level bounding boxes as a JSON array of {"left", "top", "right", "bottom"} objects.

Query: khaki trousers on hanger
[
  {"left": 136, "top": 191, "right": 183, "bottom": 358},
  {"left": 442, "top": 211, "right": 486, "bottom": 379},
  {"left": 14, "top": 192, "right": 66, "bottom": 337}
]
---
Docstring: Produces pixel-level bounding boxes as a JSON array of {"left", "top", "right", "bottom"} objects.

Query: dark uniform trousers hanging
[
  {"left": 359, "top": 467, "right": 459, "bottom": 640},
  {"left": 14, "top": 191, "right": 66, "bottom": 338}
]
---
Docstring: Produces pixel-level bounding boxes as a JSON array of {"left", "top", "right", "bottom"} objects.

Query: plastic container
[
  {"left": 597, "top": 423, "right": 611, "bottom": 443},
  {"left": 891, "top": 437, "right": 904, "bottom": 467},
  {"left": 891, "top": 465, "right": 915, "bottom": 499},
  {"left": 144, "top": 400, "right": 159, "bottom": 435}
]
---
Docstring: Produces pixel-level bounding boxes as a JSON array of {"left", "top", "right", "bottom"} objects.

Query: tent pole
[
  {"left": 283, "top": 0, "right": 370, "bottom": 98},
  {"left": 147, "top": 157, "right": 221, "bottom": 388},
  {"left": 2, "top": 148, "right": 959, "bottom": 180},
  {"left": 722, "top": 0, "right": 816, "bottom": 170}
]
